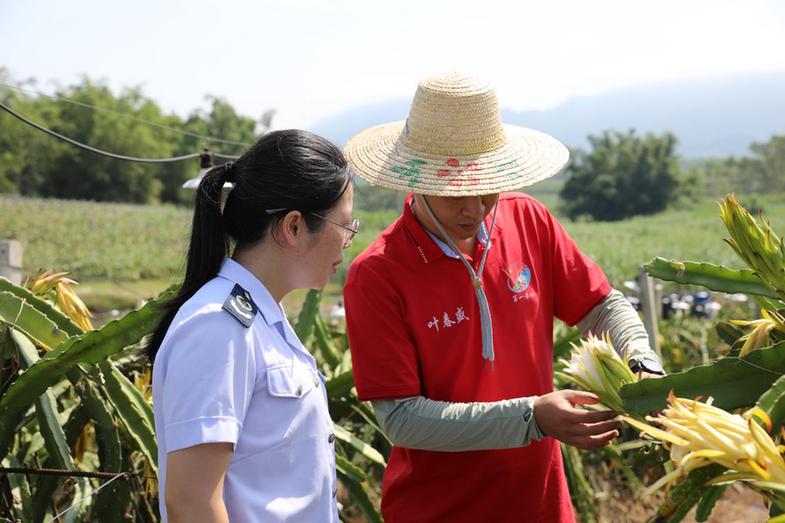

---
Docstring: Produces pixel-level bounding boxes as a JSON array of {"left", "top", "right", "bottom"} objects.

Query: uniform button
[
  {"left": 332, "top": 487, "right": 338, "bottom": 498},
  {"left": 313, "top": 377, "right": 319, "bottom": 387},
  {"left": 328, "top": 434, "right": 336, "bottom": 444},
  {"left": 296, "top": 385, "right": 303, "bottom": 396},
  {"left": 523, "top": 411, "right": 532, "bottom": 422}
]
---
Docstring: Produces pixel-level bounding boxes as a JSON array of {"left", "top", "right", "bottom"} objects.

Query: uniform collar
[
  {"left": 401, "top": 193, "right": 503, "bottom": 264},
  {"left": 217, "top": 259, "right": 315, "bottom": 362},
  {"left": 217, "top": 258, "right": 286, "bottom": 327}
]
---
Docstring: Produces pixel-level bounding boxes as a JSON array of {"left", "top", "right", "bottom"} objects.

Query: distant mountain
[
  {"left": 311, "top": 72, "right": 785, "bottom": 158},
  {"left": 311, "top": 98, "right": 410, "bottom": 149}
]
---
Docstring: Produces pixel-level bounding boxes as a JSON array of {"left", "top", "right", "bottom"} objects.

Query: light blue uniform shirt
[{"left": 152, "top": 258, "right": 338, "bottom": 522}]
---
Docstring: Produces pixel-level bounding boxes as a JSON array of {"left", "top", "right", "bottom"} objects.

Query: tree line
[
  {"left": 0, "top": 68, "right": 266, "bottom": 204},
  {"left": 1, "top": 69, "right": 783, "bottom": 220},
  {"left": 559, "top": 130, "right": 785, "bottom": 221}
]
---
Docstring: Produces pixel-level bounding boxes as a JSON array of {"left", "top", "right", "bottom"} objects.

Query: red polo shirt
[{"left": 344, "top": 193, "right": 611, "bottom": 523}]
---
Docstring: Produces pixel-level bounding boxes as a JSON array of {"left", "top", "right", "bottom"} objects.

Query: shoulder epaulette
[{"left": 222, "top": 284, "right": 258, "bottom": 328}]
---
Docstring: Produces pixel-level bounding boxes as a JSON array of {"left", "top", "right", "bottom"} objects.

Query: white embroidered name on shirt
[
  {"left": 427, "top": 307, "right": 469, "bottom": 332},
  {"left": 512, "top": 291, "right": 536, "bottom": 303}
]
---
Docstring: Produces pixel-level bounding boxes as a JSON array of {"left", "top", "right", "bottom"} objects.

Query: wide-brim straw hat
[{"left": 344, "top": 72, "right": 569, "bottom": 196}]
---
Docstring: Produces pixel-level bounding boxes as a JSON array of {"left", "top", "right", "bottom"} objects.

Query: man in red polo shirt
[{"left": 343, "top": 72, "right": 663, "bottom": 523}]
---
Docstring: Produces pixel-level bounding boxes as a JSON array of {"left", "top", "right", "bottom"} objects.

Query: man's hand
[{"left": 534, "top": 390, "right": 620, "bottom": 449}]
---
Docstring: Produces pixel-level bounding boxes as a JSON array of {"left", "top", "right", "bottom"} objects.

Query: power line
[
  {"left": 0, "top": 100, "right": 240, "bottom": 163},
  {"left": 0, "top": 82, "right": 252, "bottom": 148}
]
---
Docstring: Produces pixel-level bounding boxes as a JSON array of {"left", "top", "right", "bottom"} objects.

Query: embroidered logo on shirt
[
  {"left": 426, "top": 307, "right": 469, "bottom": 332},
  {"left": 503, "top": 263, "right": 532, "bottom": 293},
  {"left": 503, "top": 263, "right": 537, "bottom": 303},
  {"left": 222, "top": 284, "right": 258, "bottom": 328}
]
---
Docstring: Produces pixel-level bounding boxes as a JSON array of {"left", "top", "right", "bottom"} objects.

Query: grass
[
  {"left": 563, "top": 193, "right": 785, "bottom": 288},
  {"left": 3, "top": 192, "right": 784, "bottom": 312},
  {"left": 78, "top": 279, "right": 175, "bottom": 311},
  {"left": 0, "top": 195, "right": 190, "bottom": 281}
]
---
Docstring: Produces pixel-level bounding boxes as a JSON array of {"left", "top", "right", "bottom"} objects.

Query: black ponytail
[{"left": 146, "top": 130, "right": 350, "bottom": 364}]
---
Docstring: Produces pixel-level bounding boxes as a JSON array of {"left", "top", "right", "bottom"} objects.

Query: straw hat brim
[{"left": 344, "top": 121, "right": 569, "bottom": 196}]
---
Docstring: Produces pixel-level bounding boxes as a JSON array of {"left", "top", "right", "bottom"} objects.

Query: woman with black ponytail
[{"left": 149, "top": 130, "right": 355, "bottom": 522}]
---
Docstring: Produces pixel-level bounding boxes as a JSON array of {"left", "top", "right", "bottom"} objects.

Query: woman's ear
[{"left": 278, "top": 210, "right": 305, "bottom": 248}]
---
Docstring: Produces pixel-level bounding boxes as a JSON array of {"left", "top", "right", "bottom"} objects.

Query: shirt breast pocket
[{"left": 266, "top": 364, "right": 318, "bottom": 399}]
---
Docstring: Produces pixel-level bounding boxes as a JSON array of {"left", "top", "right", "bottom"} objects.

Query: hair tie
[{"left": 223, "top": 162, "right": 237, "bottom": 183}]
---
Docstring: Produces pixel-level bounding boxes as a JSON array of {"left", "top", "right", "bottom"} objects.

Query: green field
[
  {"left": 3, "top": 192, "right": 784, "bottom": 311},
  {"left": 563, "top": 197, "right": 785, "bottom": 288},
  {"left": 0, "top": 195, "right": 191, "bottom": 280}
]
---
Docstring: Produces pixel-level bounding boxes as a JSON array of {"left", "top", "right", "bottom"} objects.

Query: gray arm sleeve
[
  {"left": 576, "top": 288, "right": 661, "bottom": 365},
  {"left": 371, "top": 395, "right": 545, "bottom": 452}
]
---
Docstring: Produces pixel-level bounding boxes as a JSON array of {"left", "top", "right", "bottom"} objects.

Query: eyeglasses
[
  {"left": 266, "top": 207, "right": 359, "bottom": 247},
  {"left": 310, "top": 212, "right": 360, "bottom": 247}
]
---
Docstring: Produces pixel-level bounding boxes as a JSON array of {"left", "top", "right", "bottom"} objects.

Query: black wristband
[{"left": 629, "top": 358, "right": 665, "bottom": 375}]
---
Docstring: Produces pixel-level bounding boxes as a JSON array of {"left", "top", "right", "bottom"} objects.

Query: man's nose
[{"left": 462, "top": 197, "right": 485, "bottom": 217}]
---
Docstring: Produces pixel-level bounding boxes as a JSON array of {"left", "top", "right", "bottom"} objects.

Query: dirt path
[
  {"left": 683, "top": 485, "right": 769, "bottom": 523},
  {"left": 596, "top": 479, "right": 770, "bottom": 522}
]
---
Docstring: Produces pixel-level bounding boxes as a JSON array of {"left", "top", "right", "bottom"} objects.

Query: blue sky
[{"left": 2, "top": 0, "right": 785, "bottom": 130}]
